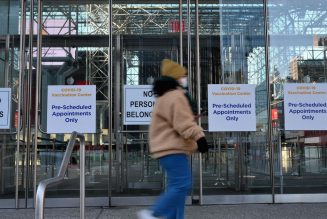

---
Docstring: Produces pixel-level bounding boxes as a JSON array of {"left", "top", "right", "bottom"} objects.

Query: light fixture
[{"left": 66, "top": 76, "right": 75, "bottom": 85}]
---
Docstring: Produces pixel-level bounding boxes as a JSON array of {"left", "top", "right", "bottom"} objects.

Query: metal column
[
  {"left": 115, "top": 34, "right": 122, "bottom": 192},
  {"left": 179, "top": 0, "right": 183, "bottom": 65},
  {"left": 187, "top": 0, "right": 191, "bottom": 93},
  {"left": 34, "top": 0, "right": 43, "bottom": 206},
  {"left": 16, "top": 0, "right": 27, "bottom": 209},
  {"left": 108, "top": 0, "right": 113, "bottom": 207},
  {"left": 24, "top": 0, "right": 35, "bottom": 207},
  {"left": 263, "top": 0, "right": 275, "bottom": 203},
  {"left": 195, "top": 0, "right": 203, "bottom": 205},
  {"left": 4, "top": 35, "right": 10, "bottom": 87}
]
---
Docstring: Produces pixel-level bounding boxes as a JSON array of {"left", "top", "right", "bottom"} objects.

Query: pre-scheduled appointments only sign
[
  {"left": 208, "top": 84, "right": 256, "bottom": 132},
  {"left": 47, "top": 85, "right": 96, "bottom": 133},
  {"left": 284, "top": 83, "right": 327, "bottom": 130},
  {"left": 124, "top": 85, "right": 155, "bottom": 125}
]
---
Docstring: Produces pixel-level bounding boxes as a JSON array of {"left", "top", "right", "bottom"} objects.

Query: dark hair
[
  {"left": 153, "top": 76, "right": 198, "bottom": 115},
  {"left": 153, "top": 76, "right": 180, "bottom": 97}
]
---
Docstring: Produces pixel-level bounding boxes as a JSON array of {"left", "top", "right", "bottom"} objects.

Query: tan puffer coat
[{"left": 149, "top": 88, "right": 204, "bottom": 158}]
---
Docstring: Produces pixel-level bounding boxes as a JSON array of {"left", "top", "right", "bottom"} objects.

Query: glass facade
[
  {"left": 0, "top": 0, "right": 326, "bottom": 208},
  {"left": 269, "top": 0, "right": 327, "bottom": 196}
]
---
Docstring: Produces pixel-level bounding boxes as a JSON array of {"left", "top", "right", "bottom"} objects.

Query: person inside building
[{"left": 137, "top": 59, "right": 208, "bottom": 219}]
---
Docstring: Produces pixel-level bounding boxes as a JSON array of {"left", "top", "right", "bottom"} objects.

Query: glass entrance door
[
  {"left": 110, "top": 1, "right": 184, "bottom": 205},
  {"left": 0, "top": 0, "right": 23, "bottom": 208},
  {"left": 0, "top": 35, "right": 17, "bottom": 207},
  {"left": 196, "top": 1, "right": 272, "bottom": 204},
  {"left": 31, "top": 1, "right": 112, "bottom": 205},
  {"left": 268, "top": 0, "right": 327, "bottom": 202}
]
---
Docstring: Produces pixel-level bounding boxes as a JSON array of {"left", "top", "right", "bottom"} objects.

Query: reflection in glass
[{"left": 269, "top": 0, "right": 327, "bottom": 193}]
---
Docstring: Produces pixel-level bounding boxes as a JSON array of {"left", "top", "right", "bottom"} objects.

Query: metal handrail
[{"left": 35, "top": 131, "right": 85, "bottom": 219}]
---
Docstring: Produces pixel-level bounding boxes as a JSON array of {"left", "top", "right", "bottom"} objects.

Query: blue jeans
[{"left": 152, "top": 154, "right": 192, "bottom": 219}]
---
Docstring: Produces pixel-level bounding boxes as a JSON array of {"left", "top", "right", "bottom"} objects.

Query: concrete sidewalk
[{"left": 1, "top": 203, "right": 327, "bottom": 219}]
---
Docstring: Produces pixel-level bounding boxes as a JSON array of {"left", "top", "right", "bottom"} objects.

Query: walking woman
[{"left": 137, "top": 59, "right": 208, "bottom": 219}]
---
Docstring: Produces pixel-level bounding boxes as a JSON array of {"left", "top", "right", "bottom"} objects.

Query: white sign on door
[
  {"left": 208, "top": 84, "right": 256, "bottom": 132},
  {"left": 0, "top": 88, "right": 11, "bottom": 129},
  {"left": 124, "top": 85, "right": 155, "bottom": 125},
  {"left": 284, "top": 83, "right": 327, "bottom": 130},
  {"left": 47, "top": 85, "right": 96, "bottom": 133}
]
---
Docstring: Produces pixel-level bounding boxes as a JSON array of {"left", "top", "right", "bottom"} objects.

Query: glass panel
[
  {"left": 268, "top": 0, "right": 327, "bottom": 194},
  {"left": 0, "top": 0, "right": 20, "bottom": 202},
  {"left": 200, "top": 0, "right": 271, "bottom": 195},
  {"left": 37, "top": 2, "right": 111, "bottom": 198},
  {"left": 112, "top": 1, "right": 180, "bottom": 197},
  {"left": 189, "top": 2, "right": 222, "bottom": 197}
]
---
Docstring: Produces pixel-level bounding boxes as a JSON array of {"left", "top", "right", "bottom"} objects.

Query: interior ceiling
[
  {"left": 43, "top": 0, "right": 263, "bottom": 5},
  {"left": 38, "top": 1, "right": 263, "bottom": 36}
]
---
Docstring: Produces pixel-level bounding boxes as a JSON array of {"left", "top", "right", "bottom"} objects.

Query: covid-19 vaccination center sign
[
  {"left": 208, "top": 84, "right": 256, "bottom": 132},
  {"left": 0, "top": 88, "right": 11, "bottom": 129},
  {"left": 47, "top": 85, "right": 96, "bottom": 133},
  {"left": 124, "top": 85, "right": 155, "bottom": 125},
  {"left": 284, "top": 83, "right": 327, "bottom": 130}
]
